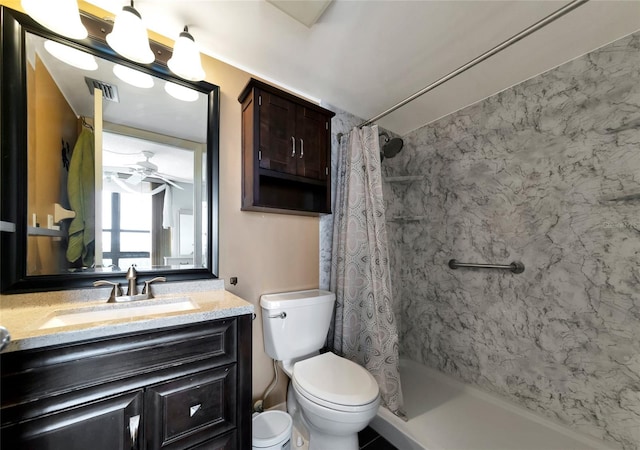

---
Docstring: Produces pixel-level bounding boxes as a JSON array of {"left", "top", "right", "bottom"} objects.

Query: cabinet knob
[
  {"left": 190, "top": 403, "right": 202, "bottom": 417},
  {"left": 291, "top": 136, "right": 296, "bottom": 157},
  {"left": 299, "top": 138, "right": 304, "bottom": 158}
]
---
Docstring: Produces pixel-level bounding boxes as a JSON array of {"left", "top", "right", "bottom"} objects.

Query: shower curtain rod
[{"left": 359, "top": 0, "right": 590, "bottom": 128}]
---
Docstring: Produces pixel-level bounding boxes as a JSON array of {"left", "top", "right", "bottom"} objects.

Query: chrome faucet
[{"left": 94, "top": 265, "right": 166, "bottom": 303}]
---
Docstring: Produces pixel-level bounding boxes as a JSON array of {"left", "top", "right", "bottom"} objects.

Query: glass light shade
[
  {"left": 167, "top": 28, "right": 205, "bottom": 82},
  {"left": 22, "top": 0, "right": 88, "bottom": 39},
  {"left": 164, "top": 82, "right": 198, "bottom": 102},
  {"left": 44, "top": 40, "right": 97, "bottom": 71},
  {"left": 113, "top": 64, "right": 154, "bottom": 89},
  {"left": 106, "top": 5, "right": 154, "bottom": 64}
]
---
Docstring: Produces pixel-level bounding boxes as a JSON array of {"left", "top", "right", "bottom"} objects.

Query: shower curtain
[{"left": 329, "top": 125, "right": 404, "bottom": 415}]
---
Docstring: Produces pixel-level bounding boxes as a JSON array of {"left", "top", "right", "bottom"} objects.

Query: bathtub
[{"left": 370, "top": 358, "right": 617, "bottom": 450}]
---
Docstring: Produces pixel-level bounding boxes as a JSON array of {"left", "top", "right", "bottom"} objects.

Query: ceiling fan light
[
  {"left": 167, "top": 27, "right": 206, "bottom": 82},
  {"left": 22, "top": 0, "right": 88, "bottom": 39},
  {"left": 164, "top": 81, "right": 199, "bottom": 102},
  {"left": 106, "top": 3, "right": 154, "bottom": 64},
  {"left": 113, "top": 64, "right": 154, "bottom": 89},
  {"left": 44, "top": 40, "right": 97, "bottom": 71}
]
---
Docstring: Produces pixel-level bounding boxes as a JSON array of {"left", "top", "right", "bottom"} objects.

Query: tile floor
[{"left": 358, "top": 426, "right": 398, "bottom": 449}]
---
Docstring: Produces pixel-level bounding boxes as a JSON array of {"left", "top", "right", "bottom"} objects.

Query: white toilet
[{"left": 260, "top": 290, "right": 380, "bottom": 450}]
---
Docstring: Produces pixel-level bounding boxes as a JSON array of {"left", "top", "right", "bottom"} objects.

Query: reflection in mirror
[{"left": 25, "top": 32, "right": 208, "bottom": 276}]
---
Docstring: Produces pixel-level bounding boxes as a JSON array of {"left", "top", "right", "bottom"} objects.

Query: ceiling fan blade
[
  {"left": 136, "top": 160, "right": 158, "bottom": 171},
  {"left": 125, "top": 171, "right": 145, "bottom": 185},
  {"left": 156, "top": 174, "right": 184, "bottom": 190},
  {"left": 112, "top": 176, "right": 140, "bottom": 194}
]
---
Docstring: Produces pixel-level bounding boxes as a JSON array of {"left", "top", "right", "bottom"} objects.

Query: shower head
[{"left": 379, "top": 132, "right": 404, "bottom": 161}]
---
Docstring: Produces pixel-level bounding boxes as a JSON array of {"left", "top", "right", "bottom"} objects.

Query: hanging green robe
[{"left": 66, "top": 128, "right": 95, "bottom": 267}]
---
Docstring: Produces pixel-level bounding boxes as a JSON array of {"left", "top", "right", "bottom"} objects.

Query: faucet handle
[
  {"left": 93, "top": 280, "right": 123, "bottom": 303},
  {"left": 142, "top": 277, "right": 166, "bottom": 296},
  {"left": 125, "top": 264, "right": 137, "bottom": 280}
]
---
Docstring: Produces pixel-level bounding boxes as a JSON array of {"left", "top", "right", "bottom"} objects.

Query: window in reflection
[{"left": 102, "top": 191, "right": 152, "bottom": 270}]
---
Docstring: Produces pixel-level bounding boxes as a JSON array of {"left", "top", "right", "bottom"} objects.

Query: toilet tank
[{"left": 260, "top": 289, "right": 335, "bottom": 361}]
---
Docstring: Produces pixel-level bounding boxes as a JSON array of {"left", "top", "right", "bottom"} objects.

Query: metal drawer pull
[
  {"left": 190, "top": 404, "right": 202, "bottom": 417},
  {"left": 291, "top": 136, "right": 296, "bottom": 157},
  {"left": 129, "top": 415, "right": 140, "bottom": 447},
  {"left": 0, "top": 326, "right": 10, "bottom": 351},
  {"left": 299, "top": 138, "right": 304, "bottom": 158},
  {"left": 268, "top": 312, "right": 287, "bottom": 319}
]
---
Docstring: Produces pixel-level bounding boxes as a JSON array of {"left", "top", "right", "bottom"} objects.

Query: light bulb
[
  {"left": 106, "top": 3, "right": 154, "bottom": 64},
  {"left": 44, "top": 40, "right": 97, "bottom": 71},
  {"left": 113, "top": 64, "right": 154, "bottom": 89},
  {"left": 22, "top": 0, "right": 88, "bottom": 39},
  {"left": 164, "top": 82, "right": 198, "bottom": 102},
  {"left": 168, "top": 26, "right": 206, "bottom": 82}
]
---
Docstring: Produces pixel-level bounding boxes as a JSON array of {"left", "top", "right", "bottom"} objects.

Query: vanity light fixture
[
  {"left": 106, "top": 1, "right": 154, "bottom": 64},
  {"left": 44, "top": 40, "right": 98, "bottom": 71},
  {"left": 167, "top": 26, "right": 206, "bottom": 82},
  {"left": 113, "top": 64, "right": 154, "bottom": 89},
  {"left": 164, "top": 81, "right": 199, "bottom": 102},
  {"left": 21, "top": 0, "right": 88, "bottom": 39}
]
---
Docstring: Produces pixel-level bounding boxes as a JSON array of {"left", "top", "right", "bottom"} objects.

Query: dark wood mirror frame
[{"left": 0, "top": 6, "right": 220, "bottom": 294}]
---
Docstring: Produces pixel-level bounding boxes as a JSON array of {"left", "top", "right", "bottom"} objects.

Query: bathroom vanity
[{"left": 0, "top": 286, "right": 253, "bottom": 450}]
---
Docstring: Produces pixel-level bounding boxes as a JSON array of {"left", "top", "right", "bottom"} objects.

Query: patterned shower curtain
[{"left": 329, "top": 125, "right": 404, "bottom": 415}]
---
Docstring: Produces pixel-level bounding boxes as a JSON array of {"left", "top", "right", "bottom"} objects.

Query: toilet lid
[{"left": 292, "top": 352, "right": 379, "bottom": 407}]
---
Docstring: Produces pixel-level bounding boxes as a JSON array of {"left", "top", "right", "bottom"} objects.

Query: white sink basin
[{"left": 39, "top": 297, "right": 199, "bottom": 330}]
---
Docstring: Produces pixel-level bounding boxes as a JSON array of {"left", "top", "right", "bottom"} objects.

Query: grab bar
[{"left": 448, "top": 259, "right": 525, "bottom": 274}]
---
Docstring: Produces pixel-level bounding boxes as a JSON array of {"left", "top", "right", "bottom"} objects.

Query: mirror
[{"left": 0, "top": 7, "right": 219, "bottom": 293}]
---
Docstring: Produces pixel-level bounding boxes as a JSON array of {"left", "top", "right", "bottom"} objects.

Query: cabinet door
[
  {"left": 296, "top": 105, "right": 329, "bottom": 180},
  {"left": 1, "top": 391, "right": 143, "bottom": 450},
  {"left": 258, "top": 90, "right": 297, "bottom": 174}
]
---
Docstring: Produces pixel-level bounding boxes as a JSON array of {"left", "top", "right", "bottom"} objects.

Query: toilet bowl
[
  {"left": 260, "top": 290, "right": 381, "bottom": 450},
  {"left": 289, "top": 353, "right": 380, "bottom": 449}
]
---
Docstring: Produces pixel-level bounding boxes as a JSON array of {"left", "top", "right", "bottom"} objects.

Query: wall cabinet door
[
  {"left": 258, "top": 91, "right": 297, "bottom": 174},
  {"left": 296, "top": 106, "right": 329, "bottom": 181},
  {"left": 1, "top": 391, "right": 143, "bottom": 450}
]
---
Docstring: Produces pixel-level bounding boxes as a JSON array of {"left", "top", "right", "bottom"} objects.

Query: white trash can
[{"left": 252, "top": 410, "right": 293, "bottom": 450}]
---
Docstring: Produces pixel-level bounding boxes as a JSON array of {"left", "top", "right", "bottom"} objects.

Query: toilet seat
[{"left": 292, "top": 352, "right": 379, "bottom": 412}]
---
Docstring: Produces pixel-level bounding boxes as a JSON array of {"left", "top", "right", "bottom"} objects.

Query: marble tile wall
[{"left": 382, "top": 32, "right": 640, "bottom": 449}]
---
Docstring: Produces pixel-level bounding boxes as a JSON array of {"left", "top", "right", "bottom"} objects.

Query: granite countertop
[{"left": 0, "top": 279, "right": 254, "bottom": 353}]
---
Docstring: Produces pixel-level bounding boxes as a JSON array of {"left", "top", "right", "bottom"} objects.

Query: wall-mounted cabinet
[{"left": 239, "top": 78, "right": 335, "bottom": 216}]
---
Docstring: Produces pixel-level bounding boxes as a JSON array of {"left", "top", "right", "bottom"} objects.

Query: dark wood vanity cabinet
[
  {"left": 239, "top": 78, "right": 335, "bottom": 215},
  {"left": 0, "top": 315, "right": 252, "bottom": 450}
]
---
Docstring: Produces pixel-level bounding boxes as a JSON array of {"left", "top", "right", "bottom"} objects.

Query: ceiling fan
[{"left": 124, "top": 151, "right": 184, "bottom": 190}]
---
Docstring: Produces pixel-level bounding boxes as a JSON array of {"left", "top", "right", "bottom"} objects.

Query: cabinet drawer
[{"left": 146, "top": 365, "right": 237, "bottom": 449}]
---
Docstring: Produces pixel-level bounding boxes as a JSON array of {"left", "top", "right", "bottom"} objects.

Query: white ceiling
[{"left": 85, "top": 0, "right": 640, "bottom": 136}]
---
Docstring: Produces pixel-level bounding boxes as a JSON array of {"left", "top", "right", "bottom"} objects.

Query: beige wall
[
  {"left": 2, "top": 0, "right": 321, "bottom": 405},
  {"left": 210, "top": 56, "right": 320, "bottom": 406}
]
